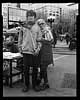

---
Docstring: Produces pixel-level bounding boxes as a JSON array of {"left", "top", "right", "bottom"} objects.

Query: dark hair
[{"left": 26, "top": 10, "right": 36, "bottom": 18}]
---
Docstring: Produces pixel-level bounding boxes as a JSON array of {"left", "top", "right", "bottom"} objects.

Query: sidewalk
[
  {"left": 55, "top": 40, "right": 68, "bottom": 47},
  {"left": 3, "top": 40, "right": 76, "bottom": 97},
  {"left": 47, "top": 54, "right": 76, "bottom": 96},
  {"left": 3, "top": 54, "right": 76, "bottom": 97},
  {"left": 53, "top": 40, "right": 76, "bottom": 55}
]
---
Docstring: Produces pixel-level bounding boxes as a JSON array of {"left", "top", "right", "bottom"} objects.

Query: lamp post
[
  {"left": 60, "top": 8, "right": 62, "bottom": 23},
  {"left": 47, "top": 16, "right": 56, "bottom": 29},
  {"left": 8, "top": 5, "right": 9, "bottom": 29},
  {"left": 59, "top": 8, "right": 63, "bottom": 34}
]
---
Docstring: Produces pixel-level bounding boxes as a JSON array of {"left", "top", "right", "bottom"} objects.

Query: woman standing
[{"left": 37, "top": 19, "right": 54, "bottom": 90}]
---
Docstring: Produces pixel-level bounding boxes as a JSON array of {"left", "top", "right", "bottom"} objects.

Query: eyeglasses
[{"left": 39, "top": 23, "right": 44, "bottom": 25}]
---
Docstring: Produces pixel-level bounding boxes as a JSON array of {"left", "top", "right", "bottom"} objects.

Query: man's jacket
[{"left": 18, "top": 23, "right": 42, "bottom": 54}]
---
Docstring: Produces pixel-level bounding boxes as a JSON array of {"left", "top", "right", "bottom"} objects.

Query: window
[
  {"left": 56, "top": 14, "right": 59, "bottom": 16},
  {"left": 49, "top": 13, "right": 52, "bottom": 15},
  {"left": 9, "top": 7, "right": 26, "bottom": 22},
  {"left": 53, "top": 14, "right": 55, "bottom": 16},
  {"left": 56, "top": 11, "right": 59, "bottom": 13}
]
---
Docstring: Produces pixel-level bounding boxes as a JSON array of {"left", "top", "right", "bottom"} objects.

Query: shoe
[
  {"left": 40, "top": 83, "right": 49, "bottom": 90},
  {"left": 22, "top": 86, "right": 29, "bottom": 92},
  {"left": 33, "top": 85, "right": 41, "bottom": 92},
  {"left": 45, "top": 84, "right": 49, "bottom": 89},
  {"left": 40, "top": 84, "right": 45, "bottom": 90}
]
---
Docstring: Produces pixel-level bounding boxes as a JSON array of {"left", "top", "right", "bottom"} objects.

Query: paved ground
[
  {"left": 3, "top": 40, "right": 76, "bottom": 97},
  {"left": 53, "top": 40, "right": 76, "bottom": 55}
]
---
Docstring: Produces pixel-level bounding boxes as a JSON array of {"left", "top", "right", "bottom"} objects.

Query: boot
[
  {"left": 33, "top": 85, "right": 41, "bottom": 92},
  {"left": 22, "top": 86, "right": 29, "bottom": 92},
  {"left": 40, "top": 83, "right": 49, "bottom": 90}
]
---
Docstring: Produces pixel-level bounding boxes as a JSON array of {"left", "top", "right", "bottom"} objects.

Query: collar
[{"left": 23, "top": 22, "right": 35, "bottom": 29}]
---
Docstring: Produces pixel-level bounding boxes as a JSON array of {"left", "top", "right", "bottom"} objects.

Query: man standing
[{"left": 18, "top": 10, "right": 42, "bottom": 92}]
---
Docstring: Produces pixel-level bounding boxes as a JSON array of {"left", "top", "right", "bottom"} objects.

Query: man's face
[
  {"left": 27, "top": 16, "right": 35, "bottom": 23},
  {"left": 6, "top": 38, "right": 10, "bottom": 44},
  {"left": 6, "top": 36, "right": 14, "bottom": 45}
]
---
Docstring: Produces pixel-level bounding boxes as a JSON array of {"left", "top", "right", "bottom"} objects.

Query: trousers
[{"left": 23, "top": 53, "right": 40, "bottom": 87}]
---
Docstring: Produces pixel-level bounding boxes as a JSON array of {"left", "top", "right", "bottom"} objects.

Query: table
[{"left": 3, "top": 52, "right": 23, "bottom": 87}]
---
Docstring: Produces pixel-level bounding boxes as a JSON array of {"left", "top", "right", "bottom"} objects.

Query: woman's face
[{"left": 39, "top": 23, "right": 45, "bottom": 29}]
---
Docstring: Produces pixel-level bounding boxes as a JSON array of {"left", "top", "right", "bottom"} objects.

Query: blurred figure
[
  {"left": 69, "top": 33, "right": 76, "bottom": 50},
  {"left": 37, "top": 19, "right": 54, "bottom": 90},
  {"left": 4, "top": 36, "right": 19, "bottom": 53},
  {"left": 65, "top": 32, "right": 70, "bottom": 45}
]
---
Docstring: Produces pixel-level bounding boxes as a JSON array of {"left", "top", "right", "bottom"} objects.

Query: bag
[{"left": 47, "top": 64, "right": 64, "bottom": 89}]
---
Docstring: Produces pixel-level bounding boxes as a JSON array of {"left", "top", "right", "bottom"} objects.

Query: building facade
[
  {"left": 35, "top": 5, "right": 60, "bottom": 23},
  {"left": 2, "top": 3, "right": 27, "bottom": 29}
]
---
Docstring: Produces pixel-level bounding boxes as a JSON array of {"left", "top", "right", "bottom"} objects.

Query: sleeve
[
  {"left": 11, "top": 45, "right": 19, "bottom": 53},
  {"left": 15, "top": 45, "right": 19, "bottom": 53},
  {"left": 18, "top": 27, "right": 23, "bottom": 51},
  {"left": 46, "top": 28, "right": 54, "bottom": 41},
  {"left": 37, "top": 27, "right": 42, "bottom": 51},
  {"left": 49, "top": 30, "right": 54, "bottom": 40}
]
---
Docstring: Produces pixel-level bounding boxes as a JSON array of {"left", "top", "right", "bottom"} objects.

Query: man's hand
[
  {"left": 34, "top": 48, "right": 40, "bottom": 56},
  {"left": 19, "top": 47, "right": 22, "bottom": 53}
]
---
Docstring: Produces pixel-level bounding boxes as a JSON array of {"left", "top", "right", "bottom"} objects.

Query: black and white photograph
[{"left": 2, "top": 3, "right": 78, "bottom": 97}]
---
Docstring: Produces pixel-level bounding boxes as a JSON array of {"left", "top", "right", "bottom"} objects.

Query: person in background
[
  {"left": 3, "top": 35, "right": 19, "bottom": 86},
  {"left": 65, "top": 32, "right": 70, "bottom": 45},
  {"left": 52, "top": 29, "right": 57, "bottom": 48},
  {"left": 37, "top": 19, "right": 54, "bottom": 90},
  {"left": 4, "top": 36, "right": 19, "bottom": 53},
  {"left": 69, "top": 33, "right": 76, "bottom": 50},
  {"left": 18, "top": 10, "right": 42, "bottom": 92}
]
